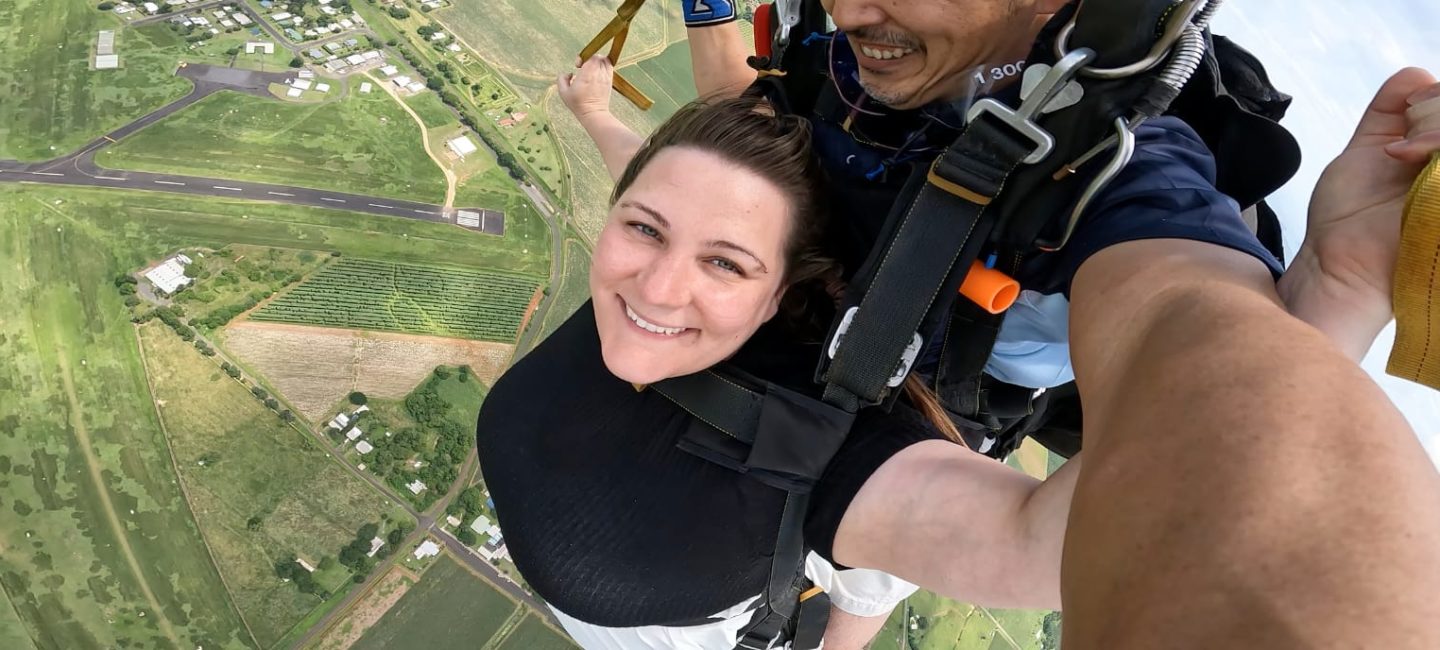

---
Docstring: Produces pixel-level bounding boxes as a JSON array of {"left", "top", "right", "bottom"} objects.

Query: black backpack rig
[{"left": 651, "top": 1, "right": 1300, "bottom": 647}]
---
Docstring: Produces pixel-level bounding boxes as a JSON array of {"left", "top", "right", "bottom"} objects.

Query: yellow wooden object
[
  {"left": 579, "top": 0, "right": 655, "bottom": 111},
  {"left": 1387, "top": 155, "right": 1440, "bottom": 388}
]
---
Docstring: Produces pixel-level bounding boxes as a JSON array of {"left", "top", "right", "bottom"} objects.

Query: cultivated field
[
  {"left": 497, "top": 615, "right": 579, "bottom": 650},
  {"left": 312, "top": 567, "right": 418, "bottom": 650},
  {"left": 250, "top": 258, "right": 541, "bottom": 341},
  {"left": 102, "top": 83, "right": 449, "bottom": 203},
  {"left": 432, "top": 0, "right": 680, "bottom": 83},
  {"left": 0, "top": 0, "right": 192, "bottom": 161},
  {"left": 0, "top": 193, "right": 252, "bottom": 649},
  {"left": 171, "top": 244, "right": 330, "bottom": 330},
  {"left": 529, "top": 237, "right": 593, "bottom": 349},
  {"left": 619, "top": 40, "right": 698, "bottom": 131},
  {"left": 139, "top": 322, "right": 400, "bottom": 648},
  {"left": 219, "top": 321, "right": 514, "bottom": 420},
  {"left": 351, "top": 556, "right": 519, "bottom": 650}
]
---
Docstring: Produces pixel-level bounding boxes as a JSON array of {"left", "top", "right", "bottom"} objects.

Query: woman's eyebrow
[
  {"left": 707, "top": 240, "right": 769, "bottom": 274},
  {"left": 619, "top": 200, "right": 670, "bottom": 229}
]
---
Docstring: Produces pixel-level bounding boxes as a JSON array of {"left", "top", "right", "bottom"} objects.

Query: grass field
[
  {"left": 0, "top": 0, "right": 193, "bottom": 161},
  {"left": 139, "top": 322, "right": 400, "bottom": 647},
  {"left": 134, "top": 22, "right": 296, "bottom": 73},
  {"left": 497, "top": 615, "right": 578, "bottom": 650},
  {"left": 531, "top": 237, "right": 593, "bottom": 348},
  {"left": 251, "top": 258, "right": 541, "bottom": 341},
  {"left": 1, "top": 185, "right": 548, "bottom": 276},
  {"left": 313, "top": 567, "right": 416, "bottom": 650},
  {"left": 352, "top": 555, "right": 518, "bottom": 650},
  {"left": 432, "top": 0, "right": 679, "bottom": 83},
  {"left": 170, "top": 244, "right": 330, "bottom": 330},
  {"left": 102, "top": 84, "right": 450, "bottom": 203},
  {"left": 406, "top": 91, "right": 459, "bottom": 129},
  {"left": 0, "top": 192, "right": 253, "bottom": 649},
  {"left": 618, "top": 40, "right": 697, "bottom": 131}
]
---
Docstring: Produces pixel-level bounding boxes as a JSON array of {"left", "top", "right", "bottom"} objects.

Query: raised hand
[{"left": 557, "top": 55, "right": 617, "bottom": 121}]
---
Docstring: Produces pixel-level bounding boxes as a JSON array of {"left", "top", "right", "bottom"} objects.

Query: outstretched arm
[
  {"left": 557, "top": 55, "right": 645, "bottom": 181},
  {"left": 681, "top": 0, "right": 758, "bottom": 99}
]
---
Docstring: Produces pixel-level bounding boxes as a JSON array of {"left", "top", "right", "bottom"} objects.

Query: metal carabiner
[
  {"left": 1036, "top": 117, "right": 1138, "bottom": 251},
  {"left": 771, "top": 0, "right": 803, "bottom": 63},
  {"left": 1054, "top": 0, "right": 1208, "bottom": 79}
]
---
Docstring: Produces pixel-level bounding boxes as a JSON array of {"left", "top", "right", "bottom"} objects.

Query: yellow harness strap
[
  {"left": 579, "top": 0, "right": 655, "bottom": 111},
  {"left": 1387, "top": 155, "right": 1440, "bottom": 388}
]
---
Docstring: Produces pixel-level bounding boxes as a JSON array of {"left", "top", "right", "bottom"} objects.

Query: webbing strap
[
  {"left": 821, "top": 115, "right": 1037, "bottom": 411},
  {"left": 732, "top": 491, "right": 814, "bottom": 650},
  {"left": 654, "top": 370, "right": 764, "bottom": 443},
  {"left": 1387, "top": 155, "right": 1440, "bottom": 388}
]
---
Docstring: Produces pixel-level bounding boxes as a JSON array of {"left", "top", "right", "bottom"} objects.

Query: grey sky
[{"left": 1211, "top": 2, "right": 1440, "bottom": 464}]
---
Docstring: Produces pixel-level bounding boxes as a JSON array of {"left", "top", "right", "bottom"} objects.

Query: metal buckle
[
  {"left": 1054, "top": 0, "right": 1207, "bottom": 79},
  {"left": 964, "top": 48, "right": 1095, "bottom": 165},
  {"left": 771, "top": 0, "right": 802, "bottom": 63},
  {"left": 1036, "top": 117, "right": 1137, "bottom": 251},
  {"left": 827, "top": 307, "right": 923, "bottom": 389}
]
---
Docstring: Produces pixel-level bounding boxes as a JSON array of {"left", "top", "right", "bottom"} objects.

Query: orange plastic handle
[{"left": 959, "top": 261, "right": 1020, "bottom": 315}]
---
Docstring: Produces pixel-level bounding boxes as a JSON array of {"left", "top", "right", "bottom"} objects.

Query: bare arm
[
  {"left": 819, "top": 607, "right": 890, "bottom": 650},
  {"left": 687, "top": 22, "right": 758, "bottom": 100},
  {"left": 832, "top": 441, "right": 1080, "bottom": 610},
  {"left": 557, "top": 55, "right": 645, "bottom": 181},
  {"left": 1063, "top": 239, "right": 1440, "bottom": 649}
]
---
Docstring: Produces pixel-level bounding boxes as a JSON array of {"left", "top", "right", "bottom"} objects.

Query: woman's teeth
[
  {"left": 860, "top": 45, "right": 915, "bottom": 61},
  {"left": 625, "top": 304, "right": 686, "bottom": 336}
]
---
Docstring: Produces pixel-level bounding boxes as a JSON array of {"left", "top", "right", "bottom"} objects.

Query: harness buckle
[
  {"left": 828, "top": 307, "right": 923, "bottom": 388},
  {"left": 771, "top": 0, "right": 802, "bottom": 64},
  {"left": 964, "top": 48, "right": 1096, "bottom": 165}
]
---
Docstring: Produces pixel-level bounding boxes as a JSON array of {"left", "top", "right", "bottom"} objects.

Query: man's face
[{"left": 821, "top": 0, "right": 1056, "bottom": 110}]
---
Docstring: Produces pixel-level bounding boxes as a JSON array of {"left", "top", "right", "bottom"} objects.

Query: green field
[
  {"left": 432, "top": 0, "right": 679, "bottom": 83},
  {"left": 170, "top": 245, "right": 331, "bottom": 330},
  {"left": 139, "top": 322, "right": 399, "bottom": 647},
  {"left": 352, "top": 555, "right": 519, "bottom": 650},
  {"left": 530, "top": 237, "right": 592, "bottom": 349},
  {"left": 498, "top": 615, "right": 578, "bottom": 650},
  {"left": 0, "top": 0, "right": 193, "bottom": 160},
  {"left": 1, "top": 185, "right": 547, "bottom": 276},
  {"left": 619, "top": 40, "right": 697, "bottom": 130},
  {"left": 406, "top": 91, "right": 459, "bottom": 129},
  {"left": 0, "top": 191, "right": 253, "bottom": 649},
  {"left": 134, "top": 22, "right": 296, "bottom": 72},
  {"left": 251, "top": 258, "right": 541, "bottom": 341},
  {"left": 103, "top": 84, "right": 449, "bottom": 203}
]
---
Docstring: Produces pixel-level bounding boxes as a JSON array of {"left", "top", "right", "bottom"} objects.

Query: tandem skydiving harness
[{"left": 648, "top": 1, "right": 1301, "bottom": 648}]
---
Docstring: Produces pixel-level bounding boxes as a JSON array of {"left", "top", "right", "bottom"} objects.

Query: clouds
[{"left": 1211, "top": 2, "right": 1440, "bottom": 464}]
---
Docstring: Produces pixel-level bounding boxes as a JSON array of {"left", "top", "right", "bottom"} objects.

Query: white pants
[{"left": 551, "top": 553, "right": 918, "bottom": 649}]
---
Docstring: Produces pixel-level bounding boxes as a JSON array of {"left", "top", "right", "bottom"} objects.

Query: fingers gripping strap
[
  {"left": 1388, "top": 155, "right": 1440, "bottom": 388},
  {"left": 683, "top": 0, "right": 736, "bottom": 26}
]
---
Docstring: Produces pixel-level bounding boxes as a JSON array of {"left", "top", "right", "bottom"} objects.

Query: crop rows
[{"left": 250, "top": 258, "right": 540, "bottom": 341}]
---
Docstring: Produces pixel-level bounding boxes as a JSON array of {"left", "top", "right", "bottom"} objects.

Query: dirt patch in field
[
  {"left": 315, "top": 568, "right": 418, "bottom": 650},
  {"left": 219, "top": 321, "right": 513, "bottom": 420}
]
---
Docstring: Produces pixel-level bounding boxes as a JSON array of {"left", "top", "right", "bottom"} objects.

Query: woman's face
[{"left": 591, "top": 146, "right": 794, "bottom": 385}]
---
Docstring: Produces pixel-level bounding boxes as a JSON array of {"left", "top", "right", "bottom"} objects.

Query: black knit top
[{"left": 475, "top": 302, "right": 940, "bottom": 627}]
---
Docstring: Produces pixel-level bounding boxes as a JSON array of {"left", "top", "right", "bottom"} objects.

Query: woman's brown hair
[{"left": 611, "top": 97, "right": 965, "bottom": 445}]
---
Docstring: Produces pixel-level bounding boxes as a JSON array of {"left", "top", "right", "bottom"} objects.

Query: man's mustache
[{"left": 846, "top": 27, "right": 923, "bottom": 51}]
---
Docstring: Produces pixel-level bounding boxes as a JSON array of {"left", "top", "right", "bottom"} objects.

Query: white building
[
  {"left": 366, "top": 537, "right": 385, "bottom": 557},
  {"left": 469, "top": 515, "right": 491, "bottom": 537},
  {"left": 234, "top": 13, "right": 252, "bottom": 25},
  {"left": 413, "top": 540, "right": 440, "bottom": 559},
  {"left": 359, "top": 81, "right": 373, "bottom": 93},
  {"left": 355, "top": 440, "right": 374, "bottom": 454},
  {"left": 297, "top": 69, "right": 315, "bottom": 79},
  {"left": 143, "top": 256, "right": 190, "bottom": 294},
  {"left": 244, "top": 41, "right": 275, "bottom": 54},
  {"left": 345, "top": 428, "right": 362, "bottom": 441},
  {"left": 391, "top": 74, "right": 412, "bottom": 88},
  {"left": 95, "top": 54, "right": 119, "bottom": 70},
  {"left": 406, "top": 480, "right": 427, "bottom": 495},
  {"left": 314, "top": 82, "right": 330, "bottom": 93},
  {"left": 290, "top": 79, "right": 312, "bottom": 90},
  {"left": 446, "top": 135, "right": 478, "bottom": 159},
  {"left": 345, "top": 53, "right": 365, "bottom": 66},
  {"left": 296, "top": 558, "right": 316, "bottom": 573},
  {"left": 270, "top": 11, "right": 291, "bottom": 20},
  {"left": 286, "top": 87, "right": 303, "bottom": 98},
  {"left": 143, "top": 2, "right": 159, "bottom": 13},
  {"left": 445, "top": 515, "right": 462, "bottom": 527},
  {"left": 327, "top": 413, "right": 350, "bottom": 430},
  {"left": 379, "top": 64, "right": 399, "bottom": 77},
  {"left": 97, "top": 30, "right": 115, "bottom": 56},
  {"left": 405, "top": 81, "right": 425, "bottom": 93}
]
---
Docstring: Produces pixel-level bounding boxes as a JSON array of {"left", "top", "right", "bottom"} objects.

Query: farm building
[
  {"left": 95, "top": 54, "right": 119, "bottom": 70},
  {"left": 244, "top": 41, "right": 275, "bottom": 54},
  {"left": 144, "top": 256, "right": 191, "bottom": 294},
  {"left": 407, "top": 480, "right": 427, "bottom": 495},
  {"left": 405, "top": 81, "right": 425, "bottom": 93},
  {"left": 413, "top": 540, "right": 440, "bottom": 559},
  {"left": 392, "top": 74, "right": 413, "bottom": 88},
  {"left": 355, "top": 440, "right": 374, "bottom": 454},
  {"left": 359, "top": 81, "right": 373, "bottom": 93},
  {"left": 297, "top": 69, "right": 315, "bottom": 79},
  {"left": 379, "top": 64, "right": 399, "bottom": 76},
  {"left": 446, "top": 135, "right": 478, "bottom": 159},
  {"left": 286, "top": 87, "right": 303, "bottom": 98},
  {"left": 97, "top": 30, "right": 115, "bottom": 56},
  {"left": 327, "top": 413, "right": 350, "bottom": 430},
  {"left": 296, "top": 557, "right": 316, "bottom": 573},
  {"left": 366, "top": 537, "right": 385, "bottom": 557},
  {"left": 315, "top": 82, "right": 331, "bottom": 93},
  {"left": 290, "top": 79, "right": 312, "bottom": 90},
  {"left": 345, "top": 428, "right": 362, "bottom": 441}
]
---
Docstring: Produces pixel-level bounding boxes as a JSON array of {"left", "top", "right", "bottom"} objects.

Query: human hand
[
  {"left": 1279, "top": 67, "right": 1440, "bottom": 359},
  {"left": 557, "top": 55, "right": 616, "bottom": 121}
]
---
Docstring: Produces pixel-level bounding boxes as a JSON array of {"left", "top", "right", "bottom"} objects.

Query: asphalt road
[{"left": 0, "top": 64, "right": 504, "bottom": 235}]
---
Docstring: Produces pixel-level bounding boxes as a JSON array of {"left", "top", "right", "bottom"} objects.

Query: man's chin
[{"left": 856, "top": 78, "right": 921, "bottom": 110}]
